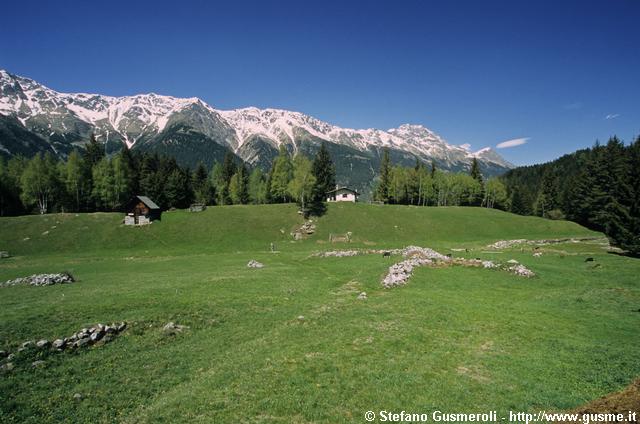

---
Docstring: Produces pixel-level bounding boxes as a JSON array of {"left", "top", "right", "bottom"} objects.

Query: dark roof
[
  {"left": 134, "top": 195, "right": 160, "bottom": 209},
  {"left": 326, "top": 187, "right": 359, "bottom": 195}
]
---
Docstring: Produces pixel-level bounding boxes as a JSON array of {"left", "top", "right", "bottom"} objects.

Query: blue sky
[{"left": 1, "top": 0, "right": 638, "bottom": 165}]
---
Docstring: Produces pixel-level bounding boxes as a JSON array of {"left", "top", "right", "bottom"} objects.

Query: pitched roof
[
  {"left": 135, "top": 195, "right": 160, "bottom": 209},
  {"left": 326, "top": 187, "right": 359, "bottom": 195}
]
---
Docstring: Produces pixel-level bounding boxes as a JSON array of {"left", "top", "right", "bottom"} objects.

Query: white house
[{"left": 326, "top": 187, "right": 359, "bottom": 203}]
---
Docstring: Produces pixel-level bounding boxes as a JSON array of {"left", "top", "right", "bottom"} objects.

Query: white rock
[{"left": 247, "top": 260, "right": 264, "bottom": 268}]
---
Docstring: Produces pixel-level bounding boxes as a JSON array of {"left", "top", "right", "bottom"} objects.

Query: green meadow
[{"left": 0, "top": 203, "right": 638, "bottom": 423}]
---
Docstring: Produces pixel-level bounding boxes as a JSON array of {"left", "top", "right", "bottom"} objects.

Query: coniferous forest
[
  {"left": 500, "top": 136, "right": 640, "bottom": 255},
  {"left": 0, "top": 138, "right": 337, "bottom": 218}
]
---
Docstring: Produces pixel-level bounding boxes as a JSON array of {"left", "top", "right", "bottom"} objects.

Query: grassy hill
[
  {"left": 0, "top": 204, "right": 638, "bottom": 423},
  {"left": 0, "top": 203, "right": 599, "bottom": 257}
]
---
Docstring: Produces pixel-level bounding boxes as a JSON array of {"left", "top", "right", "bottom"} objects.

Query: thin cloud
[
  {"left": 605, "top": 113, "right": 620, "bottom": 120},
  {"left": 496, "top": 138, "right": 529, "bottom": 149},
  {"left": 564, "top": 102, "right": 583, "bottom": 110}
]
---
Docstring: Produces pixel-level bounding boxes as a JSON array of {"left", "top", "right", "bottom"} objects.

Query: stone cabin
[
  {"left": 124, "top": 195, "right": 161, "bottom": 225},
  {"left": 326, "top": 187, "right": 359, "bottom": 203}
]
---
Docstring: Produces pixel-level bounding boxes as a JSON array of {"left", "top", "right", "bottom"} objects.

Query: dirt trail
[{"left": 567, "top": 378, "right": 639, "bottom": 422}]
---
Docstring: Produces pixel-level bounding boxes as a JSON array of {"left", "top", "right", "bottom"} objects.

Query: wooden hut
[{"left": 124, "top": 195, "right": 161, "bottom": 225}]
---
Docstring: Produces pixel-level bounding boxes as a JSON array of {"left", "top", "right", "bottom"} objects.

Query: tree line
[
  {"left": 501, "top": 136, "right": 640, "bottom": 255},
  {"left": 373, "top": 149, "right": 508, "bottom": 208},
  {"left": 0, "top": 135, "right": 337, "bottom": 216}
]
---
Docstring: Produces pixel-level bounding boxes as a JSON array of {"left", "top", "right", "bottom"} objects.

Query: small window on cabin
[{"left": 342, "top": 193, "right": 348, "bottom": 198}]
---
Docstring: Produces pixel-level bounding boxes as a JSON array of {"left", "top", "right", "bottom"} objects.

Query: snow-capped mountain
[{"left": 0, "top": 69, "right": 513, "bottom": 192}]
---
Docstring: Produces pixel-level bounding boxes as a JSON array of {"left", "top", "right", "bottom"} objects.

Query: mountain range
[{"left": 0, "top": 69, "right": 513, "bottom": 194}]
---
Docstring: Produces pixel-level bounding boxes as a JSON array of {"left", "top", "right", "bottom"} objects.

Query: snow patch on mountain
[{"left": 0, "top": 69, "right": 514, "bottom": 170}]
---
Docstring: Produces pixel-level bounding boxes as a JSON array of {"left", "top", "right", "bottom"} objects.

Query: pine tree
[
  {"left": 229, "top": 165, "right": 249, "bottom": 205},
  {"left": 536, "top": 169, "right": 558, "bottom": 217},
  {"left": 112, "top": 154, "right": 133, "bottom": 209},
  {"left": 375, "top": 148, "right": 391, "bottom": 203},
  {"left": 192, "top": 162, "right": 212, "bottom": 204},
  {"left": 600, "top": 137, "right": 634, "bottom": 250},
  {"left": 510, "top": 187, "right": 529, "bottom": 215},
  {"left": 165, "top": 168, "right": 191, "bottom": 208},
  {"left": 311, "top": 143, "right": 336, "bottom": 202},
  {"left": 221, "top": 151, "right": 237, "bottom": 186},
  {"left": 83, "top": 133, "right": 105, "bottom": 167},
  {"left": 469, "top": 158, "right": 484, "bottom": 206},
  {"left": 139, "top": 153, "right": 162, "bottom": 203}
]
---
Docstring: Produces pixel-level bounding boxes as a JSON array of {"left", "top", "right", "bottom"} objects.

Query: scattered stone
[
  {"left": 7, "top": 354, "right": 15, "bottom": 361},
  {"left": 487, "top": 237, "right": 602, "bottom": 250},
  {"left": 507, "top": 259, "right": 519, "bottom": 264},
  {"left": 36, "top": 339, "right": 50, "bottom": 349},
  {"left": 31, "top": 360, "right": 46, "bottom": 368},
  {"left": 297, "top": 315, "right": 305, "bottom": 322},
  {"left": 74, "top": 338, "right": 90, "bottom": 349},
  {"left": 1, "top": 362, "right": 14, "bottom": 372},
  {"left": 487, "top": 239, "right": 528, "bottom": 249},
  {"left": 73, "top": 393, "right": 83, "bottom": 401},
  {"left": 247, "top": 260, "right": 264, "bottom": 268},
  {"left": 163, "top": 322, "right": 188, "bottom": 334},
  {"left": 1, "top": 272, "right": 75, "bottom": 288},
  {"left": 508, "top": 264, "right": 536, "bottom": 278},
  {"left": 22, "top": 340, "right": 35, "bottom": 349},
  {"left": 0, "top": 251, "right": 9, "bottom": 258},
  {"left": 52, "top": 339, "right": 65, "bottom": 350},
  {"left": 42, "top": 231, "right": 49, "bottom": 236},
  {"left": 89, "top": 331, "right": 103, "bottom": 343},
  {"left": 314, "top": 250, "right": 360, "bottom": 257},
  {"left": 357, "top": 292, "right": 368, "bottom": 300},
  {"left": 0, "top": 350, "right": 6, "bottom": 358},
  {"left": 533, "top": 252, "right": 542, "bottom": 257},
  {"left": 481, "top": 260, "right": 497, "bottom": 268}
]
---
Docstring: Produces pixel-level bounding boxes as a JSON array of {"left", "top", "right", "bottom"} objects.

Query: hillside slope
[
  {"left": 0, "top": 204, "right": 600, "bottom": 257},
  {"left": 1, "top": 204, "right": 638, "bottom": 424}
]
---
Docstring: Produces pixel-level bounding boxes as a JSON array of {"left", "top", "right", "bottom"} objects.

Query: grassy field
[{"left": 0, "top": 204, "right": 638, "bottom": 423}]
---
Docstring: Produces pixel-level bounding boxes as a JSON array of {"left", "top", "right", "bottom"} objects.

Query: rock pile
[
  {"left": 357, "top": 292, "right": 368, "bottom": 300},
  {"left": 291, "top": 220, "right": 316, "bottom": 240},
  {"left": 247, "top": 260, "right": 264, "bottom": 268},
  {"left": 382, "top": 257, "right": 433, "bottom": 288},
  {"left": 486, "top": 239, "right": 528, "bottom": 249},
  {"left": 0, "top": 322, "right": 127, "bottom": 372},
  {"left": 402, "top": 246, "right": 451, "bottom": 261},
  {"left": 1, "top": 272, "right": 75, "bottom": 288},
  {"left": 312, "top": 250, "right": 360, "bottom": 258},
  {"left": 0, "top": 251, "right": 9, "bottom": 259},
  {"left": 487, "top": 237, "right": 601, "bottom": 250},
  {"left": 507, "top": 264, "right": 535, "bottom": 277}
]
